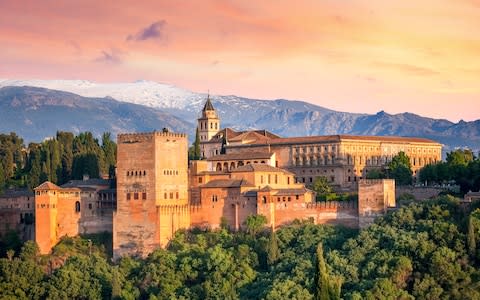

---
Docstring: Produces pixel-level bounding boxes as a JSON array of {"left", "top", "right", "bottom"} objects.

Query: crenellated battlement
[{"left": 118, "top": 131, "right": 187, "bottom": 144}]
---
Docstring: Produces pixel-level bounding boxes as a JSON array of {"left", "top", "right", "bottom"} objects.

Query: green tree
[
  {"left": 446, "top": 149, "right": 474, "bottom": 167},
  {"left": 244, "top": 214, "right": 267, "bottom": 236},
  {"left": 388, "top": 152, "right": 413, "bottom": 186},
  {"left": 194, "top": 127, "right": 201, "bottom": 160},
  {"left": 267, "top": 231, "right": 280, "bottom": 266},
  {"left": 315, "top": 243, "right": 340, "bottom": 300},
  {"left": 0, "top": 162, "right": 5, "bottom": 191},
  {"left": 366, "top": 169, "right": 385, "bottom": 180},
  {"left": 312, "top": 176, "right": 333, "bottom": 195}
]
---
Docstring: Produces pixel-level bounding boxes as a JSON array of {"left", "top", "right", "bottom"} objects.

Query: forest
[
  {"left": 0, "top": 195, "right": 479, "bottom": 299},
  {"left": 0, "top": 131, "right": 116, "bottom": 191}
]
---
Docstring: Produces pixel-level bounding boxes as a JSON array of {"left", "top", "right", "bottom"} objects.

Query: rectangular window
[
  {"left": 142, "top": 192, "right": 147, "bottom": 200},
  {"left": 176, "top": 192, "right": 179, "bottom": 199},
  {"left": 134, "top": 193, "right": 139, "bottom": 200},
  {"left": 170, "top": 192, "right": 173, "bottom": 199},
  {"left": 199, "top": 177, "right": 203, "bottom": 183},
  {"left": 126, "top": 193, "right": 131, "bottom": 200}
]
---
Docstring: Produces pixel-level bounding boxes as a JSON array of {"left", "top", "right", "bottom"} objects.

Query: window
[
  {"left": 164, "top": 193, "right": 167, "bottom": 199},
  {"left": 134, "top": 193, "right": 139, "bottom": 200},
  {"left": 75, "top": 201, "right": 81, "bottom": 212},
  {"left": 142, "top": 192, "right": 147, "bottom": 200},
  {"left": 176, "top": 192, "right": 179, "bottom": 199},
  {"left": 127, "top": 193, "right": 131, "bottom": 200},
  {"left": 199, "top": 177, "right": 203, "bottom": 183},
  {"left": 88, "top": 203, "right": 92, "bottom": 209},
  {"left": 170, "top": 192, "right": 173, "bottom": 199}
]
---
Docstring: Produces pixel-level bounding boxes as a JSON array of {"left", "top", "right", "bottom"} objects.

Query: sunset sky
[{"left": 1, "top": 0, "right": 479, "bottom": 122}]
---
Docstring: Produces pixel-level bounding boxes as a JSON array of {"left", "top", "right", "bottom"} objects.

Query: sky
[{"left": 1, "top": 0, "right": 479, "bottom": 122}]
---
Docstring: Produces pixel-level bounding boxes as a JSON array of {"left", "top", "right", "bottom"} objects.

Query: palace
[
  {"left": 198, "top": 96, "right": 442, "bottom": 190},
  {"left": 0, "top": 96, "right": 443, "bottom": 258}
]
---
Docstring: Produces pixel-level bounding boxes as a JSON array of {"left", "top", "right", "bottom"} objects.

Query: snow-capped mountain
[
  {"left": 0, "top": 79, "right": 479, "bottom": 154},
  {"left": 0, "top": 79, "right": 197, "bottom": 109}
]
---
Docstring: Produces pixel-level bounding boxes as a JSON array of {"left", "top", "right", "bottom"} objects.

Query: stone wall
[
  {"left": 114, "top": 131, "right": 189, "bottom": 259},
  {"left": 396, "top": 186, "right": 443, "bottom": 200},
  {"left": 358, "top": 179, "right": 395, "bottom": 228}
]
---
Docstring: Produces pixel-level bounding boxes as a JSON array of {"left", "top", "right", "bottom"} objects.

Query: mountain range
[{"left": 0, "top": 79, "right": 478, "bottom": 155}]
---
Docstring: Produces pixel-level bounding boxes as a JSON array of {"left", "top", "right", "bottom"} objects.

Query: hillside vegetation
[{"left": 1, "top": 196, "right": 479, "bottom": 299}]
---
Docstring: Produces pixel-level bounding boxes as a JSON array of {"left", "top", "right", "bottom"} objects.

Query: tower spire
[{"left": 202, "top": 92, "right": 215, "bottom": 112}]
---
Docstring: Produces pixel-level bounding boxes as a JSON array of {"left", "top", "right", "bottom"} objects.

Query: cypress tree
[
  {"left": 0, "top": 161, "right": 5, "bottom": 191},
  {"left": 267, "top": 230, "right": 280, "bottom": 266},
  {"left": 468, "top": 216, "right": 476, "bottom": 260},
  {"left": 194, "top": 127, "right": 201, "bottom": 160},
  {"left": 316, "top": 243, "right": 331, "bottom": 300}
]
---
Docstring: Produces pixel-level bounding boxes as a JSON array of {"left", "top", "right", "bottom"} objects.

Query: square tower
[{"left": 113, "top": 131, "right": 189, "bottom": 259}]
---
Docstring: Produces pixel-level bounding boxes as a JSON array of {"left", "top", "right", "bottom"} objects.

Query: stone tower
[
  {"left": 197, "top": 95, "right": 220, "bottom": 143},
  {"left": 34, "top": 182, "right": 81, "bottom": 254},
  {"left": 113, "top": 131, "right": 190, "bottom": 259}
]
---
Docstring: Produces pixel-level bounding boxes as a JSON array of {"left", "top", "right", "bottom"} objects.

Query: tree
[
  {"left": 467, "top": 215, "right": 476, "bottom": 260},
  {"left": 193, "top": 127, "right": 201, "bottom": 160},
  {"left": 102, "top": 132, "right": 116, "bottom": 176},
  {"left": 446, "top": 149, "right": 474, "bottom": 167},
  {"left": 388, "top": 152, "right": 413, "bottom": 186},
  {"left": 312, "top": 176, "right": 333, "bottom": 195},
  {"left": 366, "top": 169, "right": 385, "bottom": 180},
  {"left": 315, "top": 243, "right": 340, "bottom": 300},
  {"left": 0, "top": 162, "right": 5, "bottom": 191},
  {"left": 267, "top": 231, "right": 280, "bottom": 266},
  {"left": 244, "top": 214, "right": 267, "bottom": 236}
]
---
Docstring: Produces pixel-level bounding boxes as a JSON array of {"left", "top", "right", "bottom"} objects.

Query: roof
[
  {"left": 274, "top": 188, "right": 311, "bottom": 196},
  {"left": 244, "top": 190, "right": 258, "bottom": 197},
  {"left": 207, "top": 151, "right": 273, "bottom": 161},
  {"left": 201, "top": 179, "right": 255, "bottom": 188},
  {"left": 0, "top": 189, "right": 34, "bottom": 198},
  {"left": 35, "top": 181, "right": 61, "bottom": 190},
  {"left": 231, "top": 163, "right": 293, "bottom": 174},
  {"left": 206, "top": 128, "right": 280, "bottom": 144},
  {"left": 228, "top": 131, "right": 272, "bottom": 144},
  {"left": 202, "top": 95, "right": 215, "bottom": 111},
  {"left": 61, "top": 178, "right": 110, "bottom": 188},
  {"left": 226, "top": 134, "right": 440, "bottom": 146}
]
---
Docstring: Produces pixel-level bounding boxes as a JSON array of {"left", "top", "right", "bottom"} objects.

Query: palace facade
[
  {"left": 198, "top": 97, "right": 442, "bottom": 189},
  {"left": 22, "top": 96, "right": 445, "bottom": 257}
]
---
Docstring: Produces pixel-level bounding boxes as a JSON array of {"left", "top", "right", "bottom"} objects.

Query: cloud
[
  {"left": 66, "top": 40, "right": 82, "bottom": 55},
  {"left": 127, "top": 20, "right": 167, "bottom": 41},
  {"left": 373, "top": 62, "right": 440, "bottom": 77},
  {"left": 94, "top": 48, "right": 124, "bottom": 64}
]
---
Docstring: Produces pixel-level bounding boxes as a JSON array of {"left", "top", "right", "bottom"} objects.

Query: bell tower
[{"left": 197, "top": 94, "right": 220, "bottom": 142}]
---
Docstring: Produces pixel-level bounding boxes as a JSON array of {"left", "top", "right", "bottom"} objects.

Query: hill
[
  {"left": 0, "top": 86, "right": 192, "bottom": 143},
  {"left": 0, "top": 80, "right": 479, "bottom": 153}
]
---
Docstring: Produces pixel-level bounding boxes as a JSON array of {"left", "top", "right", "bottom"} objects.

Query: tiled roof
[
  {"left": 35, "top": 181, "right": 61, "bottom": 190},
  {"left": 61, "top": 178, "right": 110, "bottom": 188},
  {"left": 231, "top": 163, "right": 293, "bottom": 174},
  {"left": 0, "top": 189, "right": 34, "bottom": 198},
  {"left": 274, "top": 188, "right": 310, "bottom": 196},
  {"left": 207, "top": 151, "right": 273, "bottom": 161},
  {"left": 201, "top": 179, "right": 254, "bottom": 188},
  {"left": 202, "top": 96, "right": 215, "bottom": 111},
  {"left": 227, "top": 134, "right": 440, "bottom": 146}
]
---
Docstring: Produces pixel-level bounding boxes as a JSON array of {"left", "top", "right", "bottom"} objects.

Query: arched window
[
  {"left": 262, "top": 196, "right": 267, "bottom": 204},
  {"left": 216, "top": 163, "right": 222, "bottom": 171},
  {"left": 75, "top": 201, "right": 81, "bottom": 212}
]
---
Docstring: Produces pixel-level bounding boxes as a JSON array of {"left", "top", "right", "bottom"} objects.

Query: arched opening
[
  {"left": 216, "top": 163, "right": 222, "bottom": 171},
  {"left": 262, "top": 196, "right": 267, "bottom": 204},
  {"left": 223, "top": 162, "right": 229, "bottom": 171},
  {"left": 230, "top": 162, "right": 236, "bottom": 170},
  {"left": 75, "top": 201, "right": 81, "bottom": 212}
]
